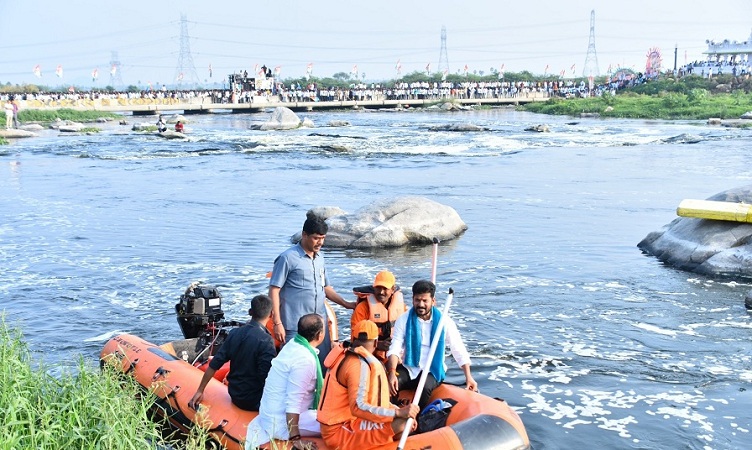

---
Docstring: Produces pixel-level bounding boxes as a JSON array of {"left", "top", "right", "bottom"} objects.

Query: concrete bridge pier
[{"left": 133, "top": 110, "right": 158, "bottom": 116}]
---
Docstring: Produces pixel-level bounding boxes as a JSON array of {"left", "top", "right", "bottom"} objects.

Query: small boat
[
  {"left": 157, "top": 130, "right": 188, "bottom": 139},
  {"left": 100, "top": 284, "right": 530, "bottom": 450},
  {"left": 676, "top": 199, "right": 752, "bottom": 223}
]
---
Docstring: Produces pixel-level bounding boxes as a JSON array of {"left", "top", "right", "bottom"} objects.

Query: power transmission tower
[
  {"left": 109, "top": 51, "right": 124, "bottom": 88},
  {"left": 438, "top": 26, "right": 449, "bottom": 76},
  {"left": 583, "top": 10, "right": 600, "bottom": 77},
  {"left": 174, "top": 13, "right": 200, "bottom": 88}
]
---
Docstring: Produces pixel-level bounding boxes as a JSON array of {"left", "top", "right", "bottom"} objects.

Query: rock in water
[
  {"left": 638, "top": 185, "right": 752, "bottom": 278},
  {"left": 300, "top": 196, "right": 467, "bottom": 248},
  {"left": 254, "top": 107, "right": 302, "bottom": 130}
]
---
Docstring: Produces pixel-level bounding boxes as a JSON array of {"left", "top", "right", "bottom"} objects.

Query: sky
[{"left": 1, "top": 0, "right": 750, "bottom": 89}]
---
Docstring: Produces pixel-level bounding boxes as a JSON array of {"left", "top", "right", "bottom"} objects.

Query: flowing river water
[{"left": 1, "top": 107, "right": 751, "bottom": 449}]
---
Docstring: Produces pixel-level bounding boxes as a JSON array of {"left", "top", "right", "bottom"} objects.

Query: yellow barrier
[{"left": 677, "top": 199, "right": 752, "bottom": 223}]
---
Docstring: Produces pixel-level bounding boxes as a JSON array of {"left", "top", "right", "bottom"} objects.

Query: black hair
[
  {"left": 411, "top": 279, "right": 436, "bottom": 297},
  {"left": 297, "top": 313, "right": 324, "bottom": 341},
  {"left": 302, "top": 216, "right": 328, "bottom": 236},
  {"left": 250, "top": 294, "right": 272, "bottom": 320}
]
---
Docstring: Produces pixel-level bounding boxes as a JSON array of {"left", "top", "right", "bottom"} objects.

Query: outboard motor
[{"left": 176, "top": 282, "right": 225, "bottom": 339}]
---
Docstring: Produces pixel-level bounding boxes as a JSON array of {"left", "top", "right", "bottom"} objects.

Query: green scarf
[{"left": 293, "top": 333, "right": 323, "bottom": 409}]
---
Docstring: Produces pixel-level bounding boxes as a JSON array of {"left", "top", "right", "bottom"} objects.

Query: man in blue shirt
[
  {"left": 188, "top": 294, "right": 276, "bottom": 411},
  {"left": 269, "top": 217, "right": 355, "bottom": 365}
]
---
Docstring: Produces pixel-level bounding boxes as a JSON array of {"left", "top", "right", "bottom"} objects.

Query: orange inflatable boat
[{"left": 99, "top": 284, "right": 530, "bottom": 450}]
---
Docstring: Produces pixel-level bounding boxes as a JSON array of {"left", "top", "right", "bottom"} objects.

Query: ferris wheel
[{"left": 645, "top": 47, "right": 663, "bottom": 76}]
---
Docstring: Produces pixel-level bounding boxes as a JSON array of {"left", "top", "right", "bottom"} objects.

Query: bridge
[{"left": 17, "top": 94, "right": 549, "bottom": 116}]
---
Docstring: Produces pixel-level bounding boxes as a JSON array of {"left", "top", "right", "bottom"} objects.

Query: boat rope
[{"left": 207, "top": 420, "right": 242, "bottom": 446}]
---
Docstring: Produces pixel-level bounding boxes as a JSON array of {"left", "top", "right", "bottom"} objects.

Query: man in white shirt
[
  {"left": 245, "top": 314, "right": 325, "bottom": 450},
  {"left": 386, "top": 280, "right": 477, "bottom": 410}
]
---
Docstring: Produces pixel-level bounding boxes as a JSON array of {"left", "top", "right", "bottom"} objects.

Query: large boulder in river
[
  {"left": 638, "top": 185, "right": 752, "bottom": 279},
  {"left": 298, "top": 196, "right": 467, "bottom": 248},
  {"left": 253, "top": 107, "right": 302, "bottom": 130}
]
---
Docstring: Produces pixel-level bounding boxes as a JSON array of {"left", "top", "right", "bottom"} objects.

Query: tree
[{"left": 332, "top": 72, "right": 350, "bottom": 81}]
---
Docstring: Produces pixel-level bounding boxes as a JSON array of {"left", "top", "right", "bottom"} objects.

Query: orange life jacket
[
  {"left": 366, "top": 291, "right": 406, "bottom": 339},
  {"left": 317, "top": 346, "right": 395, "bottom": 426}
]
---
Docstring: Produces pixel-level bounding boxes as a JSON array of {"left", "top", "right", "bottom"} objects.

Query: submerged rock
[
  {"left": 296, "top": 196, "right": 467, "bottom": 248},
  {"left": 0, "top": 128, "right": 37, "bottom": 138},
  {"left": 661, "top": 133, "right": 703, "bottom": 144},
  {"left": 524, "top": 124, "right": 550, "bottom": 132},
  {"left": 638, "top": 185, "right": 752, "bottom": 279},
  {"left": 428, "top": 123, "right": 489, "bottom": 132}
]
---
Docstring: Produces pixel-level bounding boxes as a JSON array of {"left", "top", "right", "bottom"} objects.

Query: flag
[
  {"left": 177, "top": 72, "right": 184, "bottom": 82},
  {"left": 464, "top": 64, "right": 469, "bottom": 74},
  {"left": 33, "top": 65, "right": 41, "bottom": 78},
  {"left": 351, "top": 64, "right": 358, "bottom": 76},
  {"left": 110, "top": 64, "right": 117, "bottom": 76},
  {"left": 254, "top": 64, "right": 259, "bottom": 76},
  {"left": 426, "top": 63, "right": 430, "bottom": 75},
  {"left": 544, "top": 64, "right": 549, "bottom": 74},
  {"left": 208, "top": 63, "right": 213, "bottom": 78},
  {"left": 500, "top": 63, "right": 505, "bottom": 71},
  {"left": 442, "top": 68, "right": 448, "bottom": 81},
  {"left": 395, "top": 59, "right": 401, "bottom": 75},
  {"left": 91, "top": 68, "right": 99, "bottom": 81},
  {"left": 571, "top": 63, "right": 576, "bottom": 74},
  {"left": 55, "top": 65, "right": 63, "bottom": 78},
  {"left": 560, "top": 69, "right": 565, "bottom": 77},
  {"left": 68, "top": 86, "right": 75, "bottom": 93},
  {"left": 274, "top": 66, "right": 281, "bottom": 76},
  {"left": 306, "top": 62, "right": 313, "bottom": 74},
  {"left": 607, "top": 64, "right": 612, "bottom": 74}
]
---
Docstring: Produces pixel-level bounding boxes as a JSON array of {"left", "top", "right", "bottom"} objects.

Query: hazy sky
[{"left": 1, "top": 0, "right": 750, "bottom": 88}]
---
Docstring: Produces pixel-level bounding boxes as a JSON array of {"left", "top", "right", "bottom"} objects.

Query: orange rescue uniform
[{"left": 318, "top": 346, "right": 398, "bottom": 449}]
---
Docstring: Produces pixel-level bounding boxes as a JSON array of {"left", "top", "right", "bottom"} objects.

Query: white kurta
[
  {"left": 386, "top": 310, "right": 471, "bottom": 380},
  {"left": 245, "top": 339, "right": 320, "bottom": 448}
]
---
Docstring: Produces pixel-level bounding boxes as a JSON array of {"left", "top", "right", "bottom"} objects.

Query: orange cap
[
  {"left": 353, "top": 319, "right": 379, "bottom": 340},
  {"left": 373, "top": 271, "right": 396, "bottom": 289}
]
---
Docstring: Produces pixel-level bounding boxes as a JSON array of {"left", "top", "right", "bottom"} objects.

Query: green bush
[
  {"left": 0, "top": 317, "right": 215, "bottom": 450},
  {"left": 17, "top": 108, "right": 119, "bottom": 124}
]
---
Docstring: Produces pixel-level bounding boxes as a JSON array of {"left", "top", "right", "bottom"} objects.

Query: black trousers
[{"left": 395, "top": 364, "right": 439, "bottom": 411}]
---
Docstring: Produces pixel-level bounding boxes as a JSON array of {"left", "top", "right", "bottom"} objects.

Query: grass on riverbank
[
  {"left": 0, "top": 136, "right": 8, "bottom": 145},
  {"left": 0, "top": 317, "right": 213, "bottom": 449},
  {"left": 523, "top": 91, "right": 752, "bottom": 120},
  {"left": 17, "top": 108, "right": 120, "bottom": 124}
]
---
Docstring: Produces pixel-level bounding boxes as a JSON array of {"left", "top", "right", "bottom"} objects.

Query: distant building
[
  {"left": 682, "top": 29, "right": 751, "bottom": 77},
  {"left": 703, "top": 29, "right": 752, "bottom": 65}
]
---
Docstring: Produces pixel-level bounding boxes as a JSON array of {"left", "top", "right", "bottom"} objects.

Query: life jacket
[
  {"left": 366, "top": 291, "right": 407, "bottom": 340},
  {"left": 317, "top": 346, "right": 395, "bottom": 426}
]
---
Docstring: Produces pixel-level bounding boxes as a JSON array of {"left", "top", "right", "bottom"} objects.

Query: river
[{"left": 1, "top": 107, "right": 750, "bottom": 449}]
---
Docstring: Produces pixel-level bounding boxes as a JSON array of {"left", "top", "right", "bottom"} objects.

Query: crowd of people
[
  {"left": 185, "top": 217, "right": 476, "bottom": 450},
  {"left": 679, "top": 59, "right": 751, "bottom": 78}
]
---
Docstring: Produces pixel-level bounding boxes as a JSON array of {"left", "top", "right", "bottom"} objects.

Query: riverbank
[
  {"left": 522, "top": 92, "right": 752, "bottom": 121},
  {"left": 0, "top": 319, "right": 182, "bottom": 449}
]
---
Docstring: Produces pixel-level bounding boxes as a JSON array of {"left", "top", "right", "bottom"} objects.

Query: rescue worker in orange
[
  {"left": 317, "top": 320, "right": 419, "bottom": 450},
  {"left": 350, "top": 271, "right": 407, "bottom": 362}
]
